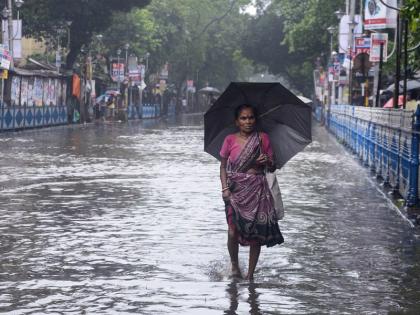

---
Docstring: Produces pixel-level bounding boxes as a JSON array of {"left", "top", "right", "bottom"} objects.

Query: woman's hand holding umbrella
[{"left": 256, "top": 154, "right": 270, "bottom": 165}]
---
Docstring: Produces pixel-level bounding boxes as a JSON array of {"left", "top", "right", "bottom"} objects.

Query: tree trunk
[{"left": 65, "top": 42, "right": 83, "bottom": 70}]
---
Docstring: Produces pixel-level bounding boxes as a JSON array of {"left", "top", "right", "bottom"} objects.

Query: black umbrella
[{"left": 204, "top": 82, "right": 312, "bottom": 169}]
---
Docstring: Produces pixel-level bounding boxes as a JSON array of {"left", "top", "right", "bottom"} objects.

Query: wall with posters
[{"left": 0, "top": 69, "right": 70, "bottom": 131}]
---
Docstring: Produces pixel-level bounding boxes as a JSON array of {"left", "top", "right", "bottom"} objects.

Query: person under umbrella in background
[{"left": 220, "top": 104, "right": 284, "bottom": 280}]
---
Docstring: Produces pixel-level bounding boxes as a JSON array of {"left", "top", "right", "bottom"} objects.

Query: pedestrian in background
[{"left": 107, "top": 94, "right": 115, "bottom": 120}]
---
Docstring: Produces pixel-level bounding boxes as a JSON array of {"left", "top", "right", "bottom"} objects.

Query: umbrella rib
[{"left": 258, "top": 105, "right": 282, "bottom": 119}]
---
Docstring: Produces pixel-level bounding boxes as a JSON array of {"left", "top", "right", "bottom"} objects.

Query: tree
[
  {"left": 141, "top": 0, "right": 253, "bottom": 92},
  {"left": 401, "top": 0, "right": 420, "bottom": 75},
  {"left": 242, "top": 0, "right": 342, "bottom": 95},
  {"left": 103, "top": 8, "right": 161, "bottom": 73},
  {"left": 21, "top": 0, "right": 151, "bottom": 69},
  {"left": 401, "top": 0, "right": 420, "bottom": 36}
]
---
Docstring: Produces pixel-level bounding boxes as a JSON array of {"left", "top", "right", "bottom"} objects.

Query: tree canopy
[
  {"left": 21, "top": 0, "right": 151, "bottom": 68},
  {"left": 242, "top": 0, "right": 342, "bottom": 95},
  {"left": 103, "top": 0, "right": 253, "bottom": 91}
]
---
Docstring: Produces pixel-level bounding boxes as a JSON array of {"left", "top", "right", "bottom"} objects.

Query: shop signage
[
  {"left": 111, "top": 63, "right": 124, "bottom": 82},
  {"left": 364, "top": 0, "right": 398, "bottom": 30},
  {"left": 369, "top": 33, "right": 388, "bottom": 62}
]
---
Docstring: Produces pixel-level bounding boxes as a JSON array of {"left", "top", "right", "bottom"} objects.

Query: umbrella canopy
[
  {"left": 95, "top": 94, "right": 108, "bottom": 103},
  {"left": 383, "top": 95, "right": 404, "bottom": 108},
  {"left": 95, "top": 90, "right": 121, "bottom": 103},
  {"left": 204, "top": 82, "right": 312, "bottom": 169},
  {"left": 386, "top": 79, "right": 420, "bottom": 92},
  {"left": 199, "top": 86, "right": 221, "bottom": 94}
]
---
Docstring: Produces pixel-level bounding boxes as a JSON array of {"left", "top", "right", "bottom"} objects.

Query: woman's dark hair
[{"left": 234, "top": 104, "right": 258, "bottom": 120}]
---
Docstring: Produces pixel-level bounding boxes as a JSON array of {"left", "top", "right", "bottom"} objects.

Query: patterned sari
[{"left": 226, "top": 132, "right": 284, "bottom": 247}]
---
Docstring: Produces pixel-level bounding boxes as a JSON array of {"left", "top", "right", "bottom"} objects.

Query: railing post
[{"left": 407, "top": 105, "right": 420, "bottom": 206}]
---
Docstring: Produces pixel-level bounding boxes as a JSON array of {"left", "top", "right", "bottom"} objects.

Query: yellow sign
[{"left": 0, "top": 70, "right": 8, "bottom": 79}]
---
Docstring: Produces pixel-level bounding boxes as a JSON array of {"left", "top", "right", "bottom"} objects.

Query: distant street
[{"left": 0, "top": 117, "right": 419, "bottom": 314}]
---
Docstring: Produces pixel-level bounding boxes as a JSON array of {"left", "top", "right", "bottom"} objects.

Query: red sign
[
  {"left": 370, "top": 33, "right": 388, "bottom": 62},
  {"left": 111, "top": 63, "right": 124, "bottom": 82}
]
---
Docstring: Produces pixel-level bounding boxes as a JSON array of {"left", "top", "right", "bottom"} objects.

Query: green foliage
[
  {"left": 242, "top": 0, "right": 343, "bottom": 95},
  {"left": 21, "top": 0, "right": 151, "bottom": 69},
  {"left": 401, "top": 0, "right": 420, "bottom": 34},
  {"left": 131, "top": 0, "right": 254, "bottom": 90},
  {"left": 401, "top": 0, "right": 420, "bottom": 74}
]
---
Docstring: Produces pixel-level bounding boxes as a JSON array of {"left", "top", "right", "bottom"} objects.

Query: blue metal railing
[
  {"left": 126, "top": 103, "right": 163, "bottom": 120},
  {"left": 0, "top": 104, "right": 68, "bottom": 131},
  {"left": 317, "top": 104, "right": 420, "bottom": 206}
]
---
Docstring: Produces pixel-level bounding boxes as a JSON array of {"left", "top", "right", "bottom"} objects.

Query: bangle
[{"left": 221, "top": 187, "right": 230, "bottom": 192}]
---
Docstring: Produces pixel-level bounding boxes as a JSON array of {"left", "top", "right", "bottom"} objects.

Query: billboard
[{"left": 364, "top": 0, "right": 398, "bottom": 30}]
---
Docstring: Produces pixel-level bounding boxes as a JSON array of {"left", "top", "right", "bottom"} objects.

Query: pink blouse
[{"left": 220, "top": 132, "right": 273, "bottom": 162}]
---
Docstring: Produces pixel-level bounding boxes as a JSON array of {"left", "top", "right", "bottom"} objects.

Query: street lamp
[
  {"left": 327, "top": 26, "right": 338, "bottom": 106},
  {"left": 124, "top": 43, "right": 129, "bottom": 73},
  {"left": 144, "top": 52, "right": 150, "bottom": 73},
  {"left": 334, "top": 9, "right": 344, "bottom": 20},
  {"left": 65, "top": 20, "right": 72, "bottom": 51},
  {"left": 327, "top": 26, "right": 337, "bottom": 55},
  {"left": 116, "top": 48, "right": 122, "bottom": 91},
  {"left": 15, "top": 0, "right": 23, "bottom": 19}
]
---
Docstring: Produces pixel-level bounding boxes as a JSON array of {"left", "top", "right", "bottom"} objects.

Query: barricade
[
  {"left": 326, "top": 104, "right": 420, "bottom": 206},
  {"left": 0, "top": 104, "right": 68, "bottom": 132}
]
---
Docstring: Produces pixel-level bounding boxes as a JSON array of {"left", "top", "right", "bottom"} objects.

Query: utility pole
[
  {"left": 347, "top": 0, "right": 356, "bottom": 104},
  {"left": 7, "top": 0, "right": 13, "bottom": 68},
  {"left": 393, "top": 13, "right": 401, "bottom": 109}
]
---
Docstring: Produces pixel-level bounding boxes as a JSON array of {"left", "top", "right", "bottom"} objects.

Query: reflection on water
[
  {"left": 0, "top": 116, "right": 419, "bottom": 314},
  {"left": 225, "top": 281, "right": 261, "bottom": 315}
]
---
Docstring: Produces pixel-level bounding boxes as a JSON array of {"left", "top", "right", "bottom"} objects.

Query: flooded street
[{"left": 0, "top": 116, "right": 420, "bottom": 314}]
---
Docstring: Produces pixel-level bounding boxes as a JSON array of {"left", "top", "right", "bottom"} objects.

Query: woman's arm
[{"left": 220, "top": 158, "right": 231, "bottom": 201}]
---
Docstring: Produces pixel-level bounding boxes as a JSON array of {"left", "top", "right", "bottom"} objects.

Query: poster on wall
[
  {"left": 364, "top": 0, "right": 397, "bottom": 30},
  {"left": 10, "top": 76, "right": 21, "bottom": 106},
  {"left": 62, "top": 82, "right": 67, "bottom": 106},
  {"left": 27, "top": 77, "right": 34, "bottom": 106},
  {"left": 43, "top": 78, "right": 50, "bottom": 106},
  {"left": 33, "top": 77, "right": 43, "bottom": 106},
  {"left": 20, "top": 77, "right": 28, "bottom": 106},
  {"left": 56, "top": 80, "right": 62, "bottom": 106},
  {"left": 48, "top": 79, "right": 56, "bottom": 106}
]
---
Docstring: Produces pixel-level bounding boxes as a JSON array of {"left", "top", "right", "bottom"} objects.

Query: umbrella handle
[{"left": 257, "top": 132, "right": 268, "bottom": 175}]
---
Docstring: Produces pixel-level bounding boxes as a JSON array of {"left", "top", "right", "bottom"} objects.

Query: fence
[
  {"left": 0, "top": 104, "right": 68, "bottom": 131},
  {"left": 317, "top": 104, "right": 420, "bottom": 206},
  {"left": 126, "top": 103, "right": 162, "bottom": 120},
  {"left": 0, "top": 72, "right": 69, "bottom": 132}
]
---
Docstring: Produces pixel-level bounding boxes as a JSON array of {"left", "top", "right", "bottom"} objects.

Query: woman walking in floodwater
[{"left": 219, "top": 104, "right": 284, "bottom": 280}]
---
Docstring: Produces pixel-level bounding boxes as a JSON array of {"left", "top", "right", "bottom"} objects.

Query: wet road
[{"left": 0, "top": 116, "right": 419, "bottom": 314}]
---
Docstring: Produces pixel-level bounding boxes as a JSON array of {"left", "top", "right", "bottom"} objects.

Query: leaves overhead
[
  {"left": 103, "top": 0, "right": 254, "bottom": 90},
  {"left": 21, "top": 0, "right": 151, "bottom": 68}
]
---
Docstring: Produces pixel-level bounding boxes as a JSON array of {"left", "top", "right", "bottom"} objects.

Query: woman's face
[{"left": 236, "top": 107, "right": 256, "bottom": 134}]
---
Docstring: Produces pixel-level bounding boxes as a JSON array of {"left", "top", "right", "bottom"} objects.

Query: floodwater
[{"left": 0, "top": 116, "right": 419, "bottom": 314}]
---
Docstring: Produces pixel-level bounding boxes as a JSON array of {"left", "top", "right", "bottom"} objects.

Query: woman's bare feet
[
  {"left": 231, "top": 262, "right": 243, "bottom": 279},
  {"left": 244, "top": 273, "right": 254, "bottom": 281}
]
